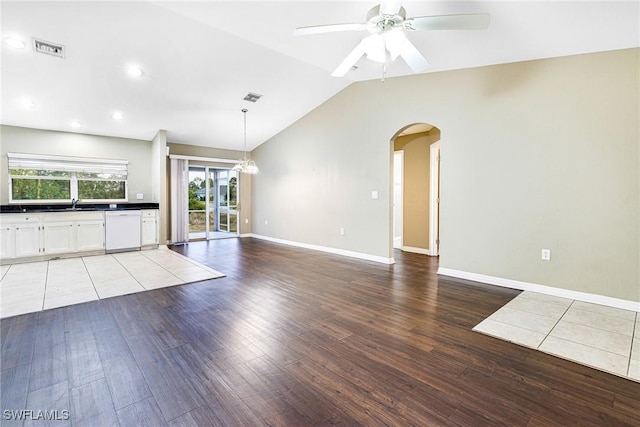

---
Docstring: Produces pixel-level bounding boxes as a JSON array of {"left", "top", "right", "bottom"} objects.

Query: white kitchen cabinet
[
  {"left": 43, "top": 221, "right": 75, "bottom": 254},
  {"left": 0, "top": 225, "right": 16, "bottom": 259},
  {"left": 43, "top": 212, "right": 105, "bottom": 255},
  {"left": 141, "top": 209, "right": 159, "bottom": 247},
  {"left": 76, "top": 220, "right": 105, "bottom": 252},
  {"left": 4, "top": 215, "right": 43, "bottom": 259},
  {"left": 15, "top": 224, "right": 41, "bottom": 257},
  {"left": 0, "top": 214, "right": 42, "bottom": 260}
]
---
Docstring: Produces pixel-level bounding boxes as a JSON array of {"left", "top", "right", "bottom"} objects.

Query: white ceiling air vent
[
  {"left": 243, "top": 92, "right": 262, "bottom": 103},
  {"left": 32, "top": 38, "right": 65, "bottom": 58}
]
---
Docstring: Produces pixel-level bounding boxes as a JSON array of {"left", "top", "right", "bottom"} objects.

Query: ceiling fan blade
[
  {"left": 294, "top": 23, "right": 366, "bottom": 36},
  {"left": 331, "top": 39, "right": 367, "bottom": 77},
  {"left": 405, "top": 13, "right": 490, "bottom": 31},
  {"left": 399, "top": 39, "right": 430, "bottom": 73},
  {"left": 380, "top": 0, "right": 403, "bottom": 15}
]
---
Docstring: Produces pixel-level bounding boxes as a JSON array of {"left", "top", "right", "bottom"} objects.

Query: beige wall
[
  {"left": 0, "top": 125, "right": 154, "bottom": 205},
  {"left": 394, "top": 130, "right": 440, "bottom": 250},
  {"left": 252, "top": 48, "right": 639, "bottom": 302},
  {"left": 166, "top": 142, "right": 252, "bottom": 236}
]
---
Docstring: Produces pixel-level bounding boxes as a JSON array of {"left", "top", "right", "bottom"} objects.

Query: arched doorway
[{"left": 390, "top": 123, "right": 441, "bottom": 256}]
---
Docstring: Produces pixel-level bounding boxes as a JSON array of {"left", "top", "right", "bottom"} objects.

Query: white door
[{"left": 393, "top": 151, "right": 404, "bottom": 249}]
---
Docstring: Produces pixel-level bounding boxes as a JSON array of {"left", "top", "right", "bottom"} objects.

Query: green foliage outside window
[
  {"left": 78, "top": 180, "right": 126, "bottom": 200},
  {"left": 188, "top": 174, "right": 237, "bottom": 210},
  {"left": 188, "top": 176, "right": 206, "bottom": 210},
  {"left": 11, "top": 178, "right": 71, "bottom": 200}
]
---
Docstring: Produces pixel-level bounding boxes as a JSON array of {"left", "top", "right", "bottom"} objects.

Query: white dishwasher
[{"left": 105, "top": 210, "right": 141, "bottom": 252}]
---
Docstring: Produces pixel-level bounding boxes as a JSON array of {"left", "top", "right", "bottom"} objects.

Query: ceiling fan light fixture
[
  {"left": 363, "top": 34, "right": 386, "bottom": 63},
  {"left": 295, "top": 3, "right": 490, "bottom": 78},
  {"left": 384, "top": 29, "right": 407, "bottom": 60}
]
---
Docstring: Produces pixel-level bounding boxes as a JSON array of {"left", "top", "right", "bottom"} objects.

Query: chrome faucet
[{"left": 71, "top": 198, "right": 80, "bottom": 209}]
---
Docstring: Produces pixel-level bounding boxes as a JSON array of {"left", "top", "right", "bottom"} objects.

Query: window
[{"left": 8, "top": 153, "right": 128, "bottom": 203}]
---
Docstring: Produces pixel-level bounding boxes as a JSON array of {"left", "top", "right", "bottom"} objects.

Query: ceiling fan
[{"left": 294, "top": 1, "right": 490, "bottom": 77}]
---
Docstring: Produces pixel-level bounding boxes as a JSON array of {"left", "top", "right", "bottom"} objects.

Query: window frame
[{"left": 8, "top": 153, "right": 129, "bottom": 204}]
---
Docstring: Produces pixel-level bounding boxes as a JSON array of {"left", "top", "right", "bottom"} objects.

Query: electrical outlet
[
  {"left": 264, "top": 219, "right": 268, "bottom": 225},
  {"left": 371, "top": 190, "right": 379, "bottom": 199},
  {"left": 340, "top": 227, "right": 345, "bottom": 235},
  {"left": 245, "top": 218, "right": 249, "bottom": 224},
  {"left": 541, "top": 249, "right": 551, "bottom": 261}
]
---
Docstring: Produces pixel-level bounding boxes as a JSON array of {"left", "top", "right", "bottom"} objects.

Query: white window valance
[{"left": 8, "top": 152, "right": 128, "bottom": 176}]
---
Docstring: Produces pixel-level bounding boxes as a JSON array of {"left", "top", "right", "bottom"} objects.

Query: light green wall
[
  {"left": 0, "top": 125, "right": 154, "bottom": 205},
  {"left": 252, "top": 48, "right": 639, "bottom": 302}
]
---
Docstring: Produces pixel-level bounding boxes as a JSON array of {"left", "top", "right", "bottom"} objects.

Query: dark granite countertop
[{"left": 0, "top": 203, "right": 159, "bottom": 214}]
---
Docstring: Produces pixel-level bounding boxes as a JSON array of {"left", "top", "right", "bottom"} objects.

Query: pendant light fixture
[{"left": 232, "top": 108, "right": 259, "bottom": 174}]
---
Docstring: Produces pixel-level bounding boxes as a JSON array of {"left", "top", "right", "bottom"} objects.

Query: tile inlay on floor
[
  {"left": 474, "top": 291, "right": 639, "bottom": 382},
  {"left": 0, "top": 247, "right": 225, "bottom": 318}
]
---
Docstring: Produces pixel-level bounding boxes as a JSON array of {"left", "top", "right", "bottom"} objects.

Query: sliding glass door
[{"left": 188, "top": 166, "right": 238, "bottom": 240}]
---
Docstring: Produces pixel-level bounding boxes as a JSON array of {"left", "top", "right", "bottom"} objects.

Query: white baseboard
[
  {"left": 438, "top": 267, "right": 640, "bottom": 312},
  {"left": 402, "top": 246, "right": 431, "bottom": 256},
  {"left": 249, "top": 234, "right": 395, "bottom": 265}
]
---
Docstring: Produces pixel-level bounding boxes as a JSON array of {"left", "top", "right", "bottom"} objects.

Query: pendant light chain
[
  {"left": 233, "top": 108, "right": 259, "bottom": 174},
  {"left": 242, "top": 108, "right": 248, "bottom": 160}
]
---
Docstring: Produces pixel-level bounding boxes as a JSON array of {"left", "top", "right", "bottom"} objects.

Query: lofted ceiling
[{"left": 1, "top": 1, "right": 638, "bottom": 151}]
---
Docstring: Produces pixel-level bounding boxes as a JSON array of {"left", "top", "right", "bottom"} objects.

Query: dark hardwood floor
[{"left": 2, "top": 238, "right": 639, "bottom": 426}]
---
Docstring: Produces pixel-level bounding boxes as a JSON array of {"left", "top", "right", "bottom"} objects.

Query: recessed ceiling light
[
  {"left": 22, "top": 98, "right": 36, "bottom": 110},
  {"left": 70, "top": 120, "right": 83, "bottom": 128},
  {"left": 127, "top": 65, "right": 143, "bottom": 77},
  {"left": 111, "top": 111, "right": 124, "bottom": 120},
  {"left": 4, "top": 35, "right": 26, "bottom": 49}
]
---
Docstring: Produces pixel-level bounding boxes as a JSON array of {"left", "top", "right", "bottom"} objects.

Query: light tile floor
[
  {"left": 474, "top": 291, "right": 639, "bottom": 382},
  {"left": 0, "top": 247, "right": 225, "bottom": 319}
]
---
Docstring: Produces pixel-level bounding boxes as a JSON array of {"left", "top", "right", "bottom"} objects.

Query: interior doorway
[
  {"left": 391, "top": 123, "right": 441, "bottom": 256},
  {"left": 188, "top": 166, "right": 238, "bottom": 240},
  {"left": 393, "top": 151, "right": 404, "bottom": 249}
]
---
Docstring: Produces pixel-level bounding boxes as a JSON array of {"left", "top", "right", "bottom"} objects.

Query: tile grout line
[
  {"left": 81, "top": 256, "right": 101, "bottom": 300},
  {"left": 138, "top": 250, "right": 185, "bottom": 283},
  {"left": 41, "top": 260, "right": 50, "bottom": 311},
  {"left": 627, "top": 312, "right": 638, "bottom": 377},
  {"left": 535, "top": 299, "right": 575, "bottom": 350},
  {"left": 0, "top": 264, "right": 11, "bottom": 281},
  {"left": 110, "top": 253, "right": 148, "bottom": 290}
]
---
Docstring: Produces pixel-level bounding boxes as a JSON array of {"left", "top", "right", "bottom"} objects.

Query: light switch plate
[
  {"left": 371, "top": 191, "right": 379, "bottom": 199},
  {"left": 136, "top": 193, "right": 143, "bottom": 200}
]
